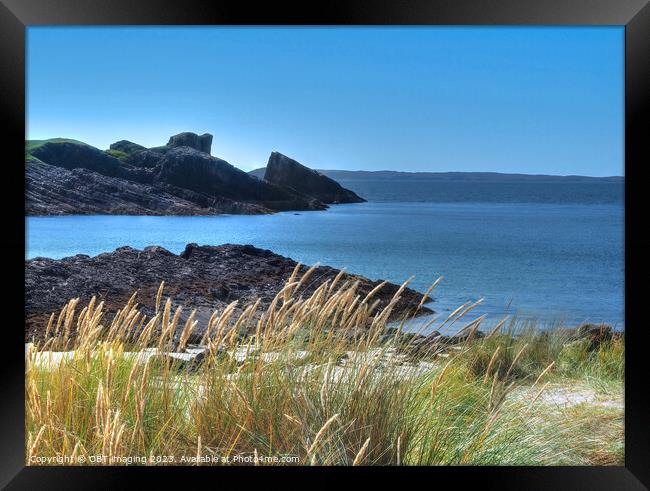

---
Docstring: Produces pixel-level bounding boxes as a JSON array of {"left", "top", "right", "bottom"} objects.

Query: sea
[{"left": 26, "top": 178, "right": 624, "bottom": 332}]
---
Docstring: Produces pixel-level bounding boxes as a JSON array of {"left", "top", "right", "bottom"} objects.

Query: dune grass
[{"left": 25, "top": 270, "right": 624, "bottom": 466}]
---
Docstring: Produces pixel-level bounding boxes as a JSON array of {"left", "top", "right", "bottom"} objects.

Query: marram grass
[{"left": 25, "top": 270, "right": 624, "bottom": 466}]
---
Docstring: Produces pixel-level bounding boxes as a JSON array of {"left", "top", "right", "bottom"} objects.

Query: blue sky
[{"left": 27, "top": 27, "right": 623, "bottom": 175}]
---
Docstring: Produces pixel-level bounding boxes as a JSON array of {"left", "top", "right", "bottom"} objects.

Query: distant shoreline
[{"left": 249, "top": 167, "right": 623, "bottom": 183}]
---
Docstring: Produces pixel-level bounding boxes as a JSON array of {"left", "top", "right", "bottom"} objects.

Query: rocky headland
[
  {"left": 26, "top": 132, "right": 363, "bottom": 216},
  {"left": 264, "top": 151, "right": 365, "bottom": 204},
  {"left": 25, "top": 243, "right": 432, "bottom": 342}
]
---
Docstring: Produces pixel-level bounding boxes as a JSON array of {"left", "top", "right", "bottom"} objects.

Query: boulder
[
  {"left": 574, "top": 323, "right": 614, "bottom": 350},
  {"left": 264, "top": 151, "right": 366, "bottom": 204},
  {"left": 167, "top": 132, "right": 213, "bottom": 154}
]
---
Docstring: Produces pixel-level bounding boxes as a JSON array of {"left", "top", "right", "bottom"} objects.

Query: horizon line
[{"left": 252, "top": 167, "right": 624, "bottom": 179}]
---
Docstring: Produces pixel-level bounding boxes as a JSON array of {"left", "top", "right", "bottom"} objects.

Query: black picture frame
[{"left": 2, "top": 0, "right": 648, "bottom": 488}]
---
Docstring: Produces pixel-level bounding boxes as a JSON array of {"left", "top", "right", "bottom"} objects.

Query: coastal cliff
[
  {"left": 26, "top": 132, "right": 362, "bottom": 216},
  {"left": 26, "top": 160, "right": 269, "bottom": 216}
]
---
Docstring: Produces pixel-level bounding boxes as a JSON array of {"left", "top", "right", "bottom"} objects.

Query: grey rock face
[
  {"left": 155, "top": 147, "right": 327, "bottom": 211},
  {"left": 124, "top": 149, "right": 166, "bottom": 168},
  {"left": 109, "top": 140, "right": 146, "bottom": 155},
  {"left": 26, "top": 161, "right": 270, "bottom": 216},
  {"left": 264, "top": 152, "right": 365, "bottom": 204},
  {"left": 31, "top": 141, "right": 121, "bottom": 177},
  {"left": 167, "top": 132, "right": 213, "bottom": 154}
]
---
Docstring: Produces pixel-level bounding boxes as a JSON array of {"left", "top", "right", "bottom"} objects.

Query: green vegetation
[
  {"left": 25, "top": 274, "right": 623, "bottom": 466},
  {"left": 104, "top": 149, "right": 129, "bottom": 160},
  {"left": 25, "top": 154, "right": 44, "bottom": 164},
  {"left": 26, "top": 138, "right": 89, "bottom": 153}
]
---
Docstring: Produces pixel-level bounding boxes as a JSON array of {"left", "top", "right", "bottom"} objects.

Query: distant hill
[{"left": 249, "top": 168, "right": 623, "bottom": 183}]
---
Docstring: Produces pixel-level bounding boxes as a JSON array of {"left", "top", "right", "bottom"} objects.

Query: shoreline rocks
[{"left": 25, "top": 243, "right": 433, "bottom": 342}]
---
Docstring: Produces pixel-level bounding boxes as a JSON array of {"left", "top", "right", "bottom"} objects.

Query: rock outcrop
[
  {"left": 26, "top": 133, "right": 365, "bottom": 216},
  {"left": 26, "top": 160, "right": 270, "bottom": 216},
  {"left": 264, "top": 151, "right": 365, "bottom": 204},
  {"left": 572, "top": 323, "right": 616, "bottom": 350},
  {"left": 156, "top": 147, "right": 326, "bottom": 212},
  {"left": 123, "top": 149, "right": 166, "bottom": 168},
  {"left": 25, "top": 244, "right": 432, "bottom": 341},
  {"left": 167, "top": 132, "right": 213, "bottom": 154},
  {"left": 109, "top": 140, "right": 146, "bottom": 156}
]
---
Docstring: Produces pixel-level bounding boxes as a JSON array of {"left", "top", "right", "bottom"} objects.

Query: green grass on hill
[
  {"left": 104, "top": 149, "right": 129, "bottom": 160},
  {"left": 26, "top": 138, "right": 89, "bottom": 152},
  {"left": 26, "top": 138, "right": 91, "bottom": 165}
]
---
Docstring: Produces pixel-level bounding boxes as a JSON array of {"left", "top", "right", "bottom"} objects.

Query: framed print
[{"left": 1, "top": 0, "right": 649, "bottom": 488}]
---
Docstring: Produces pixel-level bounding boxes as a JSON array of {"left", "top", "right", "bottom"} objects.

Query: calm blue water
[
  {"left": 334, "top": 179, "right": 623, "bottom": 205},
  {"left": 26, "top": 179, "right": 624, "bottom": 331}
]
